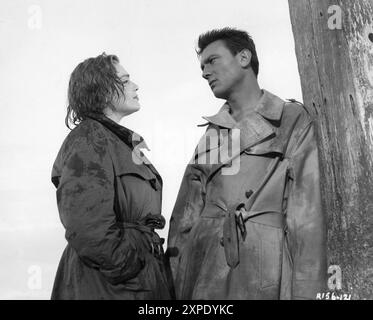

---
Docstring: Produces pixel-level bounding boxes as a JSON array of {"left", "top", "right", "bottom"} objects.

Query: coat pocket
[
  {"left": 258, "top": 222, "right": 283, "bottom": 289},
  {"left": 244, "top": 210, "right": 284, "bottom": 290}
]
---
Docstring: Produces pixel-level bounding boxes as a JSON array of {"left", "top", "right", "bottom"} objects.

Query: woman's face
[{"left": 111, "top": 63, "right": 140, "bottom": 117}]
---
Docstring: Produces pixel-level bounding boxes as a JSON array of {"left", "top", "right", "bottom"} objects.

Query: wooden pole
[{"left": 288, "top": 0, "right": 373, "bottom": 299}]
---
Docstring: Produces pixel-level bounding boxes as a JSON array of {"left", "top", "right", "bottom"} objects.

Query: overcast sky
[{"left": 0, "top": 0, "right": 302, "bottom": 299}]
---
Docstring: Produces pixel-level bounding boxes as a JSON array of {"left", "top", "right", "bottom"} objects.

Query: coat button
[
  {"left": 149, "top": 178, "right": 157, "bottom": 190},
  {"left": 245, "top": 190, "right": 253, "bottom": 198},
  {"left": 220, "top": 238, "right": 224, "bottom": 247}
]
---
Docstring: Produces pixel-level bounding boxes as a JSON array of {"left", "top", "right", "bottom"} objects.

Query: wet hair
[
  {"left": 196, "top": 27, "right": 259, "bottom": 77},
  {"left": 65, "top": 52, "right": 125, "bottom": 129}
]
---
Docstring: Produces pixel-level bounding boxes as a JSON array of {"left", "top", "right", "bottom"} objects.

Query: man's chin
[{"left": 212, "top": 88, "right": 227, "bottom": 99}]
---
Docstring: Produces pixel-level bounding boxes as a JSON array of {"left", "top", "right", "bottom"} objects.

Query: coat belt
[
  {"left": 121, "top": 221, "right": 165, "bottom": 257},
  {"left": 122, "top": 222, "right": 154, "bottom": 234},
  {"left": 201, "top": 202, "right": 284, "bottom": 268}
]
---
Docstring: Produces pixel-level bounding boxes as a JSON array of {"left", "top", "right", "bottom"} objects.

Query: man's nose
[{"left": 202, "top": 67, "right": 212, "bottom": 80}]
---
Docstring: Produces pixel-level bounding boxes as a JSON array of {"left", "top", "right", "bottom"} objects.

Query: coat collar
[
  {"left": 87, "top": 114, "right": 162, "bottom": 186},
  {"left": 87, "top": 113, "right": 150, "bottom": 151},
  {"left": 201, "top": 89, "right": 284, "bottom": 128},
  {"left": 193, "top": 90, "right": 286, "bottom": 178},
  {"left": 254, "top": 89, "right": 284, "bottom": 121}
]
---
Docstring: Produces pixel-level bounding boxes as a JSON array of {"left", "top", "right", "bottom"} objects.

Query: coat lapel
[
  {"left": 88, "top": 115, "right": 163, "bottom": 187},
  {"left": 194, "top": 90, "right": 286, "bottom": 179}
]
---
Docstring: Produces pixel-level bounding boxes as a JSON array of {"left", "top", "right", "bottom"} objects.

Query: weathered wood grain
[{"left": 288, "top": 0, "right": 373, "bottom": 299}]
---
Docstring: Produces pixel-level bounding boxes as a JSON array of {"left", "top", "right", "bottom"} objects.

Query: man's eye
[{"left": 210, "top": 58, "right": 217, "bottom": 64}]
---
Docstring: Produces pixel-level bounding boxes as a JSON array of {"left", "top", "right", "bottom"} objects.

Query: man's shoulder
[
  {"left": 284, "top": 98, "right": 311, "bottom": 116},
  {"left": 282, "top": 98, "right": 315, "bottom": 128}
]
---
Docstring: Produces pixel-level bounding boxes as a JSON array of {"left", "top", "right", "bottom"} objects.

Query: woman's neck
[{"left": 104, "top": 111, "right": 123, "bottom": 124}]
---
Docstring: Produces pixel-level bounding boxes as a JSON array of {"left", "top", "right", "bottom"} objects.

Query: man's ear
[{"left": 238, "top": 49, "right": 252, "bottom": 68}]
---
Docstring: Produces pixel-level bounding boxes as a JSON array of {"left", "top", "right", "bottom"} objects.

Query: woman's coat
[{"left": 51, "top": 115, "right": 173, "bottom": 299}]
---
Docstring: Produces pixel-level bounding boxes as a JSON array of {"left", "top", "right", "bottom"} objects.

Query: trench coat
[
  {"left": 167, "top": 89, "right": 327, "bottom": 300},
  {"left": 51, "top": 115, "right": 173, "bottom": 299}
]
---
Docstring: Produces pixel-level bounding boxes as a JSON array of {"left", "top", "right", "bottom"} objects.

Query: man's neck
[{"left": 227, "top": 80, "right": 263, "bottom": 122}]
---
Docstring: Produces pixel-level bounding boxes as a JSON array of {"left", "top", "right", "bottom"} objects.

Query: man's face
[{"left": 200, "top": 40, "right": 245, "bottom": 100}]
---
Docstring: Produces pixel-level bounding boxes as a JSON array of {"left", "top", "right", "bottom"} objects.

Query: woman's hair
[{"left": 65, "top": 52, "right": 125, "bottom": 129}]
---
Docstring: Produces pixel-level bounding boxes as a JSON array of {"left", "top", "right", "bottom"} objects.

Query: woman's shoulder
[
  {"left": 52, "top": 119, "right": 112, "bottom": 174},
  {"left": 61, "top": 118, "right": 116, "bottom": 153},
  {"left": 67, "top": 118, "right": 109, "bottom": 143}
]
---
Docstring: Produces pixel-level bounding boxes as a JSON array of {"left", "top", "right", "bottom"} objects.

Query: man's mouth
[{"left": 209, "top": 80, "right": 217, "bottom": 87}]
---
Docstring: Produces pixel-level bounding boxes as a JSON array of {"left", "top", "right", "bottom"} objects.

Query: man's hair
[
  {"left": 197, "top": 27, "right": 259, "bottom": 77},
  {"left": 65, "top": 52, "right": 125, "bottom": 129}
]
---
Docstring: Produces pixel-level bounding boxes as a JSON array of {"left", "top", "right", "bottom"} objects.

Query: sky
[{"left": 0, "top": 0, "right": 302, "bottom": 299}]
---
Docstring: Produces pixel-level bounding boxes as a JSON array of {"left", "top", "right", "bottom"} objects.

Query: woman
[{"left": 51, "top": 53, "right": 173, "bottom": 299}]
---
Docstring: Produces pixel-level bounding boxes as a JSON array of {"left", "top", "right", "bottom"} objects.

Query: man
[{"left": 167, "top": 27, "right": 327, "bottom": 299}]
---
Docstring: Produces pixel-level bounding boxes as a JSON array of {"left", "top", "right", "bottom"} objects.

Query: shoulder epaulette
[
  {"left": 197, "top": 122, "right": 210, "bottom": 127},
  {"left": 286, "top": 98, "right": 311, "bottom": 115},
  {"left": 286, "top": 98, "right": 303, "bottom": 105}
]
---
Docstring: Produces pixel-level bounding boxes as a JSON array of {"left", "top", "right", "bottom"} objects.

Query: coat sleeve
[
  {"left": 167, "top": 163, "right": 206, "bottom": 278},
  {"left": 286, "top": 119, "right": 328, "bottom": 299},
  {"left": 55, "top": 132, "right": 144, "bottom": 285}
]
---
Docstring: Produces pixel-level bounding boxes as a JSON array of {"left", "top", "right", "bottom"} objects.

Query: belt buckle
[{"left": 150, "top": 242, "right": 163, "bottom": 257}]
